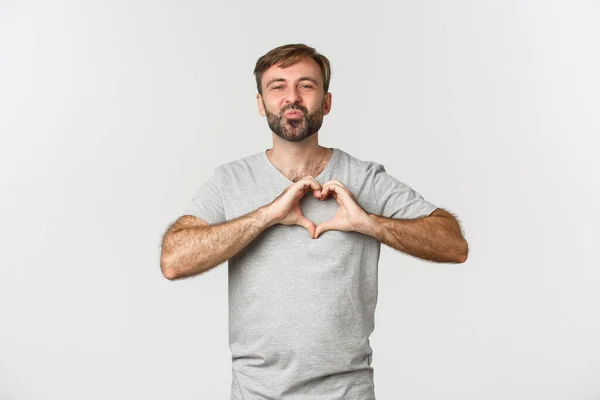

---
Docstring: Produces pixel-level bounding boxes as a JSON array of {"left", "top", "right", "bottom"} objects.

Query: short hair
[{"left": 253, "top": 43, "right": 332, "bottom": 96}]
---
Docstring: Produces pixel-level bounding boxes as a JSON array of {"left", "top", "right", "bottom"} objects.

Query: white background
[{"left": 1, "top": 1, "right": 599, "bottom": 399}]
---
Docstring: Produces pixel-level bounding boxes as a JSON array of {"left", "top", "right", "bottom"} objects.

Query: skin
[
  {"left": 160, "top": 56, "right": 468, "bottom": 280},
  {"left": 256, "top": 57, "right": 333, "bottom": 183}
]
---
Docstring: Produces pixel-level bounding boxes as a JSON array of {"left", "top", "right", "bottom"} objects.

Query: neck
[{"left": 266, "top": 133, "right": 331, "bottom": 172}]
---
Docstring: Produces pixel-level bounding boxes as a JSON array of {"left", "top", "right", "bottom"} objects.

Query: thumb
[
  {"left": 296, "top": 216, "right": 316, "bottom": 239},
  {"left": 314, "top": 219, "right": 337, "bottom": 239}
]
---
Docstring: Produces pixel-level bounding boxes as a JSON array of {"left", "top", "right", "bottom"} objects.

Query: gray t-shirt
[{"left": 183, "top": 147, "right": 437, "bottom": 400}]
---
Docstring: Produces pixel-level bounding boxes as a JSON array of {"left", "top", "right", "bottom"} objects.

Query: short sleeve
[
  {"left": 182, "top": 167, "right": 226, "bottom": 224},
  {"left": 373, "top": 164, "right": 437, "bottom": 219}
]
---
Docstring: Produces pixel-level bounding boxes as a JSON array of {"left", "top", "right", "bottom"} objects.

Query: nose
[{"left": 283, "top": 86, "right": 301, "bottom": 105}]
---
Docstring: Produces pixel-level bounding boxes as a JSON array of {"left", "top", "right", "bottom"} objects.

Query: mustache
[{"left": 281, "top": 105, "right": 308, "bottom": 114}]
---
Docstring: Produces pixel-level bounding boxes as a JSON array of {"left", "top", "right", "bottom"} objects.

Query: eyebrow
[{"left": 265, "top": 76, "right": 320, "bottom": 88}]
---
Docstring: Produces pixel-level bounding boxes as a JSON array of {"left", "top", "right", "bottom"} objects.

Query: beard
[{"left": 264, "top": 99, "right": 325, "bottom": 142}]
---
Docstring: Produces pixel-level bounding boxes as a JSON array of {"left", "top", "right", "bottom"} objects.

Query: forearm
[
  {"left": 162, "top": 207, "right": 275, "bottom": 280},
  {"left": 363, "top": 213, "right": 468, "bottom": 263}
]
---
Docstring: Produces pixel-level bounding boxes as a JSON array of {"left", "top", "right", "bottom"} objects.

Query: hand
[
  {"left": 265, "top": 176, "right": 322, "bottom": 238},
  {"left": 314, "top": 179, "right": 372, "bottom": 239}
]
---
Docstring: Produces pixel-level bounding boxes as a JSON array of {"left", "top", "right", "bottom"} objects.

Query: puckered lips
[{"left": 284, "top": 110, "right": 303, "bottom": 119}]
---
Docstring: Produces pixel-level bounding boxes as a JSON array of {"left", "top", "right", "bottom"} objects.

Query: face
[{"left": 257, "top": 57, "right": 332, "bottom": 142}]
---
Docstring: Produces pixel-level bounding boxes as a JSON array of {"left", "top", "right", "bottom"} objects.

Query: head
[{"left": 254, "top": 44, "right": 332, "bottom": 142}]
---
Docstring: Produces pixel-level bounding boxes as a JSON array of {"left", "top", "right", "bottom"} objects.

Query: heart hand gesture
[
  {"left": 313, "top": 179, "right": 372, "bottom": 239},
  {"left": 265, "top": 175, "right": 323, "bottom": 238}
]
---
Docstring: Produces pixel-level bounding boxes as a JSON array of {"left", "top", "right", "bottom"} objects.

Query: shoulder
[
  {"left": 204, "top": 151, "right": 266, "bottom": 190},
  {"left": 334, "top": 148, "right": 385, "bottom": 175},
  {"left": 213, "top": 150, "right": 264, "bottom": 175}
]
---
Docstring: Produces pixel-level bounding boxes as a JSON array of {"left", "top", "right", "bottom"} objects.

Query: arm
[
  {"left": 312, "top": 180, "right": 468, "bottom": 264},
  {"left": 160, "top": 208, "right": 274, "bottom": 280},
  {"left": 363, "top": 208, "right": 468, "bottom": 263},
  {"left": 161, "top": 175, "right": 323, "bottom": 280}
]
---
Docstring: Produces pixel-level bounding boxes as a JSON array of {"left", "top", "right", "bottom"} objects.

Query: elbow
[
  {"left": 160, "top": 254, "right": 179, "bottom": 281},
  {"left": 162, "top": 267, "right": 178, "bottom": 281},
  {"left": 455, "top": 239, "right": 469, "bottom": 264}
]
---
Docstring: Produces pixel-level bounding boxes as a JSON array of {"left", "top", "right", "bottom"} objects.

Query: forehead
[{"left": 262, "top": 57, "right": 322, "bottom": 85}]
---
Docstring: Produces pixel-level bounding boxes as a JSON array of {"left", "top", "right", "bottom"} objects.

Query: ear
[
  {"left": 323, "top": 92, "right": 332, "bottom": 116},
  {"left": 257, "top": 94, "right": 266, "bottom": 116}
]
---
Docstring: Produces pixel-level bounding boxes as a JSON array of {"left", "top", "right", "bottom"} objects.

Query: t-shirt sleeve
[
  {"left": 182, "top": 167, "right": 226, "bottom": 225},
  {"left": 373, "top": 164, "right": 438, "bottom": 219}
]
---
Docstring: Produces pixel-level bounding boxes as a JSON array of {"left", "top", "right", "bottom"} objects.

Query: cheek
[
  {"left": 263, "top": 103, "right": 280, "bottom": 116},
  {"left": 269, "top": 100, "right": 286, "bottom": 113}
]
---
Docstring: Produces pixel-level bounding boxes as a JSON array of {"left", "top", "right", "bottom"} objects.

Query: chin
[{"left": 285, "top": 131, "right": 316, "bottom": 142}]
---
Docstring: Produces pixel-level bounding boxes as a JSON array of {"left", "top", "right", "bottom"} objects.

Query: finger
[
  {"left": 303, "top": 175, "right": 322, "bottom": 190},
  {"left": 298, "top": 176, "right": 323, "bottom": 199},
  {"left": 314, "top": 219, "right": 339, "bottom": 239},
  {"left": 321, "top": 179, "right": 346, "bottom": 188},
  {"left": 320, "top": 182, "right": 342, "bottom": 199},
  {"left": 331, "top": 185, "right": 357, "bottom": 208},
  {"left": 297, "top": 176, "right": 322, "bottom": 195},
  {"left": 296, "top": 215, "right": 316, "bottom": 238},
  {"left": 288, "top": 183, "right": 314, "bottom": 202},
  {"left": 320, "top": 183, "right": 345, "bottom": 201},
  {"left": 332, "top": 185, "right": 353, "bottom": 204}
]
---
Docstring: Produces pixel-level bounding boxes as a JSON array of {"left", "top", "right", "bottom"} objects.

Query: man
[{"left": 160, "top": 43, "right": 468, "bottom": 400}]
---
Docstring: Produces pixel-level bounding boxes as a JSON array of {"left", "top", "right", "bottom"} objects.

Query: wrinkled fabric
[{"left": 183, "top": 148, "right": 437, "bottom": 399}]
